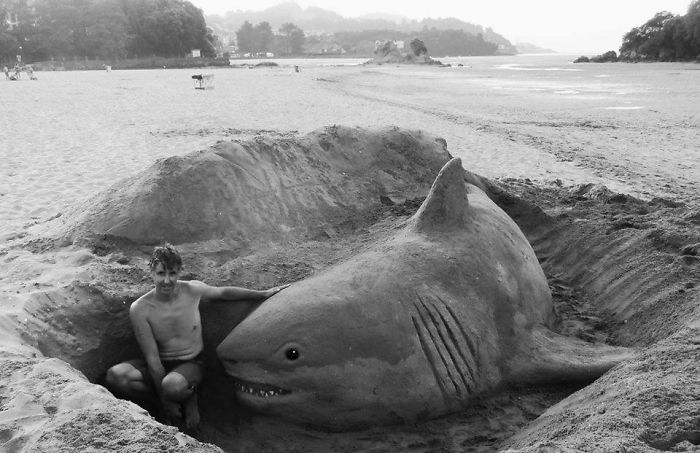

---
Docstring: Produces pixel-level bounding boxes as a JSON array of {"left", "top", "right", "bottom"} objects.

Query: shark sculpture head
[
  {"left": 217, "top": 266, "right": 433, "bottom": 427},
  {"left": 216, "top": 158, "right": 632, "bottom": 430}
]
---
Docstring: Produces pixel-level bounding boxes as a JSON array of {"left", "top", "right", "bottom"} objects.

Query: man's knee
[
  {"left": 105, "top": 363, "right": 137, "bottom": 391},
  {"left": 161, "top": 372, "right": 192, "bottom": 401}
]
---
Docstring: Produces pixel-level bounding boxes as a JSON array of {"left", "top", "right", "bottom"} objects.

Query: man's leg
[
  {"left": 104, "top": 360, "right": 153, "bottom": 400},
  {"left": 161, "top": 360, "right": 205, "bottom": 429}
]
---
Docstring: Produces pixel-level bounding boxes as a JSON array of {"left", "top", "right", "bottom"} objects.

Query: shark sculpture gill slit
[{"left": 216, "top": 158, "right": 633, "bottom": 430}]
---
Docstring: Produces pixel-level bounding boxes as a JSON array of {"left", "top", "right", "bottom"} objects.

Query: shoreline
[{"left": 23, "top": 51, "right": 558, "bottom": 72}]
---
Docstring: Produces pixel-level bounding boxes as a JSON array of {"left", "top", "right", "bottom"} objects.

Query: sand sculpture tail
[{"left": 506, "top": 328, "right": 635, "bottom": 386}]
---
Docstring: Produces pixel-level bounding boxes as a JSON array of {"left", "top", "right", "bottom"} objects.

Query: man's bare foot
[
  {"left": 183, "top": 392, "right": 200, "bottom": 429},
  {"left": 160, "top": 400, "right": 182, "bottom": 426}
]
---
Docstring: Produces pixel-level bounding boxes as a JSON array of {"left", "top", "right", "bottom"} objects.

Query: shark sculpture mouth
[{"left": 233, "top": 377, "right": 291, "bottom": 398}]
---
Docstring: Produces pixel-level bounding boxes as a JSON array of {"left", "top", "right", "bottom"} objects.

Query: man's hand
[{"left": 262, "top": 284, "right": 290, "bottom": 299}]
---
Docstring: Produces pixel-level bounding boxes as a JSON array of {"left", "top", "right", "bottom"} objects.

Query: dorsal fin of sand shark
[{"left": 216, "top": 158, "right": 634, "bottom": 430}]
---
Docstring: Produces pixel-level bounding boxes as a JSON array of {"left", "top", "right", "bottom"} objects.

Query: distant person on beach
[
  {"left": 104, "top": 243, "right": 289, "bottom": 429},
  {"left": 3, "top": 66, "right": 8, "bottom": 79}
]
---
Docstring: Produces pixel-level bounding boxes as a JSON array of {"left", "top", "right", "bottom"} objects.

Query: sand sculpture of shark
[{"left": 216, "top": 158, "right": 633, "bottom": 430}]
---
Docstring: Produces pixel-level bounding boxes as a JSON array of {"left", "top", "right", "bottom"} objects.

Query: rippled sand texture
[{"left": 1, "top": 55, "right": 698, "bottom": 237}]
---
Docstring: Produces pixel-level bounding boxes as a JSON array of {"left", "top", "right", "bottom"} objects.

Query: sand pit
[{"left": 1, "top": 126, "right": 699, "bottom": 452}]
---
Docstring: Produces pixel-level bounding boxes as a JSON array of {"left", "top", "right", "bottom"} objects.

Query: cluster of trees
[
  {"left": 620, "top": 0, "right": 700, "bottom": 60},
  {"left": 206, "top": 2, "right": 517, "bottom": 54},
  {"left": 1, "top": 0, "right": 506, "bottom": 64},
  {"left": 235, "top": 21, "right": 305, "bottom": 56},
  {"left": 0, "top": 0, "right": 216, "bottom": 64},
  {"left": 233, "top": 21, "right": 499, "bottom": 58},
  {"left": 334, "top": 28, "right": 498, "bottom": 57},
  {"left": 418, "top": 28, "right": 498, "bottom": 56}
]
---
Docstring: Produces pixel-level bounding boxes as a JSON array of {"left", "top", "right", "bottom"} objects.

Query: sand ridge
[{"left": 50, "top": 126, "right": 449, "bottom": 246}]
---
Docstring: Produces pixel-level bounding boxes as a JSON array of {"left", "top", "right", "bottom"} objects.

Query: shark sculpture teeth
[{"left": 232, "top": 378, "right": 291, "bottom": 398}]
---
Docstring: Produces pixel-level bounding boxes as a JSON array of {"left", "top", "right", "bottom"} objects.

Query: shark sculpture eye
[{"left": 285, "top": 348, "right": 300, "bottom": 361}]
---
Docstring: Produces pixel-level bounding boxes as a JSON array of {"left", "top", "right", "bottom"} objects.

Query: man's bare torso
[{"left": 137, "top": 281, "right": 203, "bottom": 361}]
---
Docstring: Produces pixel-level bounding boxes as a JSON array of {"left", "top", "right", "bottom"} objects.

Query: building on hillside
[
  {"left": 375, "top": 40, "right": 404, "bottom": 51},
  {"left": 216, "top": 34, "right": 238, "bottom": 58},
  {"left": 5, "top": 11, "right": 19, "bottom": 29},
  {"left": 4, "top": 0, "right": 37, "bottom": 29}
]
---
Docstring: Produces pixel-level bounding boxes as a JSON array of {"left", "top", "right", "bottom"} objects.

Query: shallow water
[{"left": 1, "top": 54, "right": 698, "bottom": 237}]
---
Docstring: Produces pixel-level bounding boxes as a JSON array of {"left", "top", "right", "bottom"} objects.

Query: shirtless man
[{"left": 105, "top": 243, "right": 288, "bottom": 429}]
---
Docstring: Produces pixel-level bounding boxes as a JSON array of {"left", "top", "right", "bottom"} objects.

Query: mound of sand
[
  {"left": 503, "top": 322, "right": 700, "bottom": 452},
  {"left": 0, "top": 344, "right": 219, "bottom": 452},
  {"left": 1, "top": 127, "right": 698, "bottom": 452},
  {"left": 52, "top": 126, "right": 450, "bottom": 247}
]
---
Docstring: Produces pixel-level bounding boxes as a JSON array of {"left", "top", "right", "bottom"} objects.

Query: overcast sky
[{"left": 190, "top": 0, "right": 693, "bottom": 54}]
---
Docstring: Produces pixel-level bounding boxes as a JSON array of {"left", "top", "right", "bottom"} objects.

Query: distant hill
[
  {"left": 515, "top": 42, "right": 557, "bottom": 54},
  {"left": 206, "top": 1, "right": 516, "bottom": 54}
]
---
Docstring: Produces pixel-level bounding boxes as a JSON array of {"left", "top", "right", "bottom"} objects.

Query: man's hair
[{"left": 149, "top": 243, "right": 182, "bottom": 271}]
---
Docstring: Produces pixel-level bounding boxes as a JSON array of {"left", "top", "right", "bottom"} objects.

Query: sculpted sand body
[{"left": 216, "top": 158, "right": 633, "bottom": 429}]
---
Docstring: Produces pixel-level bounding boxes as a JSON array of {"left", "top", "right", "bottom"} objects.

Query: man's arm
[{"left": 188, "top": 280, "right": 290, "bottom": 301}]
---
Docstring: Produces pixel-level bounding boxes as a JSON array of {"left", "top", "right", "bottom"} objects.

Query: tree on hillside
[
  {"left": 278, "top": 22, "right": 305, "bottom": 55},
  {"left": 1, "top": 0, "right": 214, "bottom": 62},
  {"left": 236, "top": 20, "right": 286, "bottom": 55},
  {"left": 73, "top": 0, "right": 130, "bottom": 59},
  {"left": 418, "top": 28, "right": 498, "bottom": 56},
  {"left": 0, "top": 31, "right": 18, "bottom": 63},
  {"left": 665, "top": 15, "right": 694, "bottom": 59},
  {"left": 409, "top": 38, "right": 427, "bottom": 56},
  {"left": 254, "top": 21, "right": 273, "bottom": 52},
  {"left": 620, "top": 11, "right": 693, "bottom": 60},
  {"left": 122, "top": 0, "right": 214, "bottom": 57},
  {"left": 686, "top": 0, "right": 700, "bottom": 51},
  {"left": 0, "top": 1, "right": 16, "bottom": 54},
  {"left": 619, "top": 1, "right": 700, "bottom": 61},
  {"left": 0, "top": 0, "right": 39, "bottom": 62},
  {"left": 236, "top": 21, "right": 255, "bottom": 53},
  {"left": 332, "top": 28, "right": 498, "bottom": 57},
  {"left": 641, "top": 12, "right": 677, "bottom": 57}
]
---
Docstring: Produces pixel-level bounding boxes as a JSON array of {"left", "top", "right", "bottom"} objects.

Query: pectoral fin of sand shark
[{"left": 506, "top": 328, "right": 635, "bottom": 385}]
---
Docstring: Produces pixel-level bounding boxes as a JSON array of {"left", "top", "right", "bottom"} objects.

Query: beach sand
[
  {"left": 2, "top": 55, "right": 698, "bottom": 238},
  {"left": 0, "top": 55, "right": 698, "bottom": 452}
]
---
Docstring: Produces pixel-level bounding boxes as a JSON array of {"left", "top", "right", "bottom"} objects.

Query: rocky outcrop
[
  {"left": 368, "top": 40, "right": 443, "bottom": 65},
  {"left": 573, "top": 50, "right": 618, "bottom": 63}
]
